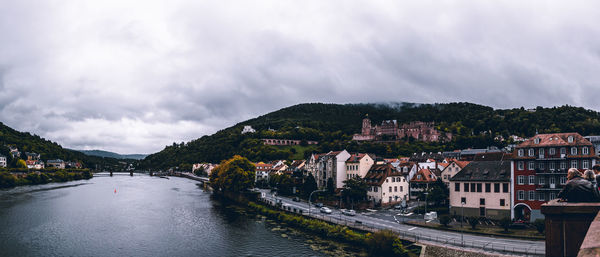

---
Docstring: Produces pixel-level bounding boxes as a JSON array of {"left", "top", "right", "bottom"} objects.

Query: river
[{"left": 0, "top": 174, "right": 362, "bottom": 257}]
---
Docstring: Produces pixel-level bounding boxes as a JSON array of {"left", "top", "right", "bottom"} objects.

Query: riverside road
[{"left": 259, "top": 190, "right": 544, "bottom": 256}]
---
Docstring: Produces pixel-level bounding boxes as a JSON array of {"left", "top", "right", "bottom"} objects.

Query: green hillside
[
  {"left": 0, "top": 122, "right": 129, "bottom": 170},
  {"left": 139, "top": 102, "right": 600, "bottom": 170},
  {"left": 76, "top": 150, "right": 147, "bottom": 160}
]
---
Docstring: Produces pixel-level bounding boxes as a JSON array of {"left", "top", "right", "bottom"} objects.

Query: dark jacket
[{"left": 557, "top": 177, "right": 600, "bottom": 202}]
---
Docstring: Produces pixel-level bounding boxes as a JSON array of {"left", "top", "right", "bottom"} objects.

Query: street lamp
[
  {"left": 424, "top": 192, "right": 429, "bottom": 219},
  {"left": 309, "top": 189, "right": 326, "bottom": 216},
  {"left": 461, "top": 201, "right": 465, "bottom": 247}
]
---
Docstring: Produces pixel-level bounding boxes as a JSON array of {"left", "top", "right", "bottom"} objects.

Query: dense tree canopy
[{"left": 209, "top": 155, "right": 256, "bottom": 192}]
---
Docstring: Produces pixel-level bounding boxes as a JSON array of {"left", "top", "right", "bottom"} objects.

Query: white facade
[
  {"left": 441, "top": 161, "right": 468, "bottom": 185},
  {"left": 334, "top": 151, "right": 351, "bottom": 189},
  {"left": 241, "top": 125, "right": 256, "bottom": 134},
  {"left": 0, "top": 155, "right": 6, "bottom": 168},
  {"left": 345, "top": 154, "right": 375, "bottom": 179},
  {"left": 449, "top": 180, "right": 510, "bottom": 218},
  {"left": 312, "top": 150, "right": 351, "bottom": 189},
  {"left": 368, "top": 174, "right": 409, "bottom": 204}
]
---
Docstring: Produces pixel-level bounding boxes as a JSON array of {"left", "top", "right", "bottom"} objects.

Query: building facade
[
  {"left": 345, "top": 153, "right": 375, "bottom": 180},
  {"left": 449, "top": 161, "right": 511, "bottom": 219},
  {"left": 511, "top": 133, "right": 597, "bottom": 221},
  {"left": 440, "top": 160, "right": 470, "bottom": 186},
  {"left": 0, "top": 154, "right": 6, "bottom": 168},
  {"left": 262, "top": 139, "right": 318, "bottom": 146},
  {"left": 365, "top": 164, "right": 410, "bottom": 206}
]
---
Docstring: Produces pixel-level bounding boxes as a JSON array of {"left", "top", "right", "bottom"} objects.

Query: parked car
[
  {"left": 320, "top": 207, "right": 332, "bottom": 214},
  {"left": 314, "top": 203, "right": 323, "bottom": 208},
  {"left": 394, "top": 204, "right": 402, "bottom": 210},
  {"left": 292, "top": 197, "right": 300, "bottom": 202},
  {"left": 342, "top": 209, "right": 356, "bottom": 216}
]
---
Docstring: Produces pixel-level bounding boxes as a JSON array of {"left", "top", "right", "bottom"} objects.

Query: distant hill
[
  {"left": 0, "top": 122, "right": 128, "bottom": 169},
  {"left": 139, "top": 102, "right": 600, "bottom": 170},
  {"left": 77, "top": 150, "right": 147, "bottom": 160}
]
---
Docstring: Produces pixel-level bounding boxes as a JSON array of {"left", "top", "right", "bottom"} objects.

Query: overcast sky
[{"left": 1, "top": 1, "right": 599, "bottom": 154}]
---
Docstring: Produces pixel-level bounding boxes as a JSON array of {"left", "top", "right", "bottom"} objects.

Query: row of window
[
  {"left": 517, "top": 190, "right": 556, "bottom": 201},
  {"left": 386, "top": 177, "right": 405, "bottom": 183},
  {"left": 388, "top": 186, "right": 403, "bottom": 192},
  {"left": 517, "top": 175, "right": 567, "bottom": 185},
  {"left": 516, "top": 160, "right": 590, "bottom": 170},
  {"left": 460, "top": 197, "right": 506, "bottom": 206},
  {"left": 346, "top": 164, "right": 359, "bottom": 171},
  {"left": 454, "top": 182, "right": 509, "bottom": 193},
  {"left": 517, "top": 146, "right": 590, "bottom": 157}
]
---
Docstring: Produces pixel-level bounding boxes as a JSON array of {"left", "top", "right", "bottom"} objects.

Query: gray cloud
[{"left": 1, "top": 1, "right": 600, "bottom": 153}]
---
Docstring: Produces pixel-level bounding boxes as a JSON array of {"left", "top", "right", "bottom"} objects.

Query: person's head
[
  {"left": 583, "top": 169, "right": 596, "bottom": 181},
  {"left": 593, "top": 164, "right": 600, "bottom": 175},
  {"left": 567, "top": 168, "right": 582, "bottom": 180}
]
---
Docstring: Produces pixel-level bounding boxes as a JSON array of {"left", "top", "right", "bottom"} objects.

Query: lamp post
[
  {"left": 461, "top": 201, "right": 465, "bottom": 247},
  {"left": 424, "top": 192, "right": 429, "bottom": 219},
  {"left": 309, "top": 189, "right": 326, "bottom": 216}
]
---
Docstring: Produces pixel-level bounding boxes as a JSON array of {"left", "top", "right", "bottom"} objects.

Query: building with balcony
[{"left": 511, "top": 132, "right": 597, "bottom": 221}]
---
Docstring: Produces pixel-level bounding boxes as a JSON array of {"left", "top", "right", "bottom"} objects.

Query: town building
[
  {"left": 409, "top": 168, "right": 440, "bottom": 199},
  {"left": 241, "top": 125, "right": 256, "bottom": 134},
  {"left": 449, "top": 161, "right": 511, "bottom": 219},
  {"left": 440, "top": 160, "right": 471, "bottom": 186},
  {"left": 345, "top": 153, "right": 375, "bottom": 180},
  {"left": 254, "top": 162, "right": 274, "bottom": 181},
  {"left": 46, "top": 159, "right": 66, "bottom": 169},
  {"left": 365, "top": 163, "right": 410, "bottom": 206},
  {"left": 286, "top": 160, "right": 306, "bottom": 176},
  {"left": 584, "top": 135, "right": 600, "bottom": 156},
  {"left": 511, "top": 133, "right": 597, "bottom": 221},
  {"left": 192, "top": 163, "right": 216, "bottom": 175},
  {"left": 352, "top": 118, "right": 451, "bottom": 142},
  {"left": 9, "top": 146, "right": 20, "bottom": 159},
  {"left": 25, "top": 152, "right": 40, "bottom": 161},
  {"left": 261, "top": 139, "right": 318, "bottom": 146},
  {"left": 26, "top": 160, "right": 44, "bottom": 170},
  {"left": 398, "top": 121, "right": 452, "bottom": 142},
  {"left": 0, "top": 154, "right": 6, "bottom": 168},
  {"left": 311, "top": 150, "right": 351, "bottom": 189}
]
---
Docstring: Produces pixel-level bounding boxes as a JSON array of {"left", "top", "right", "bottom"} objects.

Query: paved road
[{"left": 259, "top": 190, "right": 544, "bottom": 256}]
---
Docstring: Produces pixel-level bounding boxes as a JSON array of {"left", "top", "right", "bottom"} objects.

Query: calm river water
[{"left": 0, "top": 174, "right": 359, "bottom": 257}]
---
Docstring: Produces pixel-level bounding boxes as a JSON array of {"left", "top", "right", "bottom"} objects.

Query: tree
[
  {"left": 342, "top": 177, "right": 368, "bottom": 206},
  {"left": 193, "top": 165, "right": 205, "bottom": 177},
  {"left": 499, "top": 217, "right": 511, "bottom": 232},
  {"left": 16, "top": 159, "right": 27, "bottom": 168},
  {"left": 302, "top": 173, "right": 318, "bottom": 197},
  {"left": 326, "top": 177, "right": 335, "bottom": 194},
  {"left": 428, "top": 179, "right": 449, "bottom": 206},
  {"left": 366, "top": 230, "right": 408, "bottom": 256},
  {"left": 209, "top": 155, "right": 256, "bottom": 192},
  {"left": 468, "top": 217, "right": 479, "bottom": 230}
]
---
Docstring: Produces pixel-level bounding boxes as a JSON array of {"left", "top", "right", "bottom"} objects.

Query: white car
[
  {"left": 320, "top": 207, "right": 332, "bottom": 214},
  {"left": 341, "top": 209, "right": 356, "bottom": 216}
]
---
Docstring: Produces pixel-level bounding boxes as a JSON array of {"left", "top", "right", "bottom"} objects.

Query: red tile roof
[
  {"left": 411, "top": 168, "right": 437, "bottom": 183},
  {"left": 516, "top": 133, "right": 592, "bottom": 148},
  {"left": 364, "top": 164, "right": 404, "bottom": 186}
]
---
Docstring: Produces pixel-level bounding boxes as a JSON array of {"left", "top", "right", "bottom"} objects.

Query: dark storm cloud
[{"left": 1, "top": 1, "right": 600, "bottom": 153}]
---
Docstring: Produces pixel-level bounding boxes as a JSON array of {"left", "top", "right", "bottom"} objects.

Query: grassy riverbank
[
  {"left": 0, "top": 169, "right": 93, "bottom": 188},
  {"left": 247, "top": 201, "right": 421, "bottom": 257}
]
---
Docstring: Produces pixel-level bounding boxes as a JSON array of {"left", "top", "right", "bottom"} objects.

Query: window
[
  {"left": 550, "top": 192, "right": 556, "bottom": 200},
  {"left": 549, "top": 148, "right": 555, "bottom": 155},
  {"left": 494, "top": 183, "right": 500, "bottom": 193},
  {"left": 500, "top": 199, "right": 505, "bottom": 206},
  {"left": 560, "top": 161, "right": 567, "bottom": 169},
  {"left": 560, "top": 176, "right": 567, "bottom": 185},
  {"left": 571, "top": 147, "right": 578, "bottom": 155},
  {"left": 534, "top": 138, "right": 541, "bottom": 144},
  {"left": 538, "top": 193, "right": 545, "bottom": 201},
  {"left": 539, "top": 148, "right": 544, "bottom": 156},
  {"left": 560, "top": 148, "right": 566, "bottom": 155},
  {"left": 471, "top": 183, "right": 476, "bottom": 192},
  {"left": 485, "top": 183, "right": 491, "bottom": 193},
  {"left": 476, "top": 183, "right": 482, "bottom": 192},
  {"left": 529, "top": 175, "right": 535, "bottom": 185},
  {"left": 417, "top": 175, "right": 421, "bottom": 179},
  {"left": 389, "top": 187, "right": 392, "bottom": 192},
  {"left": 528, "top": 162, "right": 535, "bottom": 170},
  {"left": 539, "top": 176, "right": 545, "bottom": 185},
  {"left": 518, "top": 190, "right": 525, "bottom": 200},
  {"left": 528, "top": 149, "right": 535, "bottom": 156},
  {"left": 480, "top": 198, "right": 485, "bottom": 205},
  {"left": 550, "top": 176, "right": 556, "bottom": 185},
  {"left": 479, "top": 207, "right": 486, "bottom": 217},
  {"left": 503, "top": 183, "right": 509, "bottom": 193},
  {"left": 461, "top": 197, "right": 466, "bottom": 204},
  {"left": 400, "top": 186, "right": 403, "bottom": 192},
  {"left": 455, "top": 183, "right": 460, "bottom": 192},
  {"left": 568, "top": 136, "right": 574, "bottom": 143},
  {"left": 529, "top": 191, "right": 535, "bottom": 201},
  {"left": 394, "top": 186, "right": 397, "bottom": 192},
  {"left": 374, "top": 187, "right": 378, "bottom": 192},
  {"left": 518, "top": 161, "right": 524, "bottom": 170},
  {"left": 518, "top": 149, "right": 524, "bottom": 157},
  {"left": 464, "top": 183, "right": 470, "bottom": 192},
  {"left": 583, "top": 147, "right": 589, "bottom": 155},
  {"left": 389, "top": 196, "right": 392, "bottom": 202},
  {"left": 571, "top": 160, "right": 578, "bottom": 169},
  {"left": 583, "top": 160, "right": 590, "bottom": 169},
  {"left": 549, "top": 162, "right": 556, "bottom": 170},
  {"left": 539, "top": 162, "right": 545, "bottom": 170},
  {"left": 518, "top": 175, "right": 525, "bottom": 185}
]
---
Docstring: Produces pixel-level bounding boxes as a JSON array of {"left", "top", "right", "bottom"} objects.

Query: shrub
[
  {"left": 439, "top": 215, "right": 451, "bottom": 227},
  {"left": 467, "top": 217, "right": 479, "bottom": 230},
  {"left": 366, "top": 230, "right": 408, "bottom": 257},
  {"left": 499, "top": 217, "right": 511, "bottom": 232},
  {"left": 533, "top": 219, "right": 545, "bottom": 234}
]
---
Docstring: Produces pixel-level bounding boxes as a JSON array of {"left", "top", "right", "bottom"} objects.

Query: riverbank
[{"left": 0, "top": 169, "right": 92, "bottom": 188}]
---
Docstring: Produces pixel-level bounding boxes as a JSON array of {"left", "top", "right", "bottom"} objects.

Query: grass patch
[
  {"left": 406, "top": 220, "right": 544, "bottom": 240},
  {"left": 274, "top": 145, "right": 318, "bottom": 160}
]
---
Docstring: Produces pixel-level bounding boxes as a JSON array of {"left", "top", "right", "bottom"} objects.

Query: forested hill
[
  {"left": 139, "top": 102, "right": 600, "bottom": 170},
  {"left": 0, "top": 122, "right": 125, "bottom": 169},
  {"left": 77, "top": 150, "right": 147, "bottom": 160}
]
